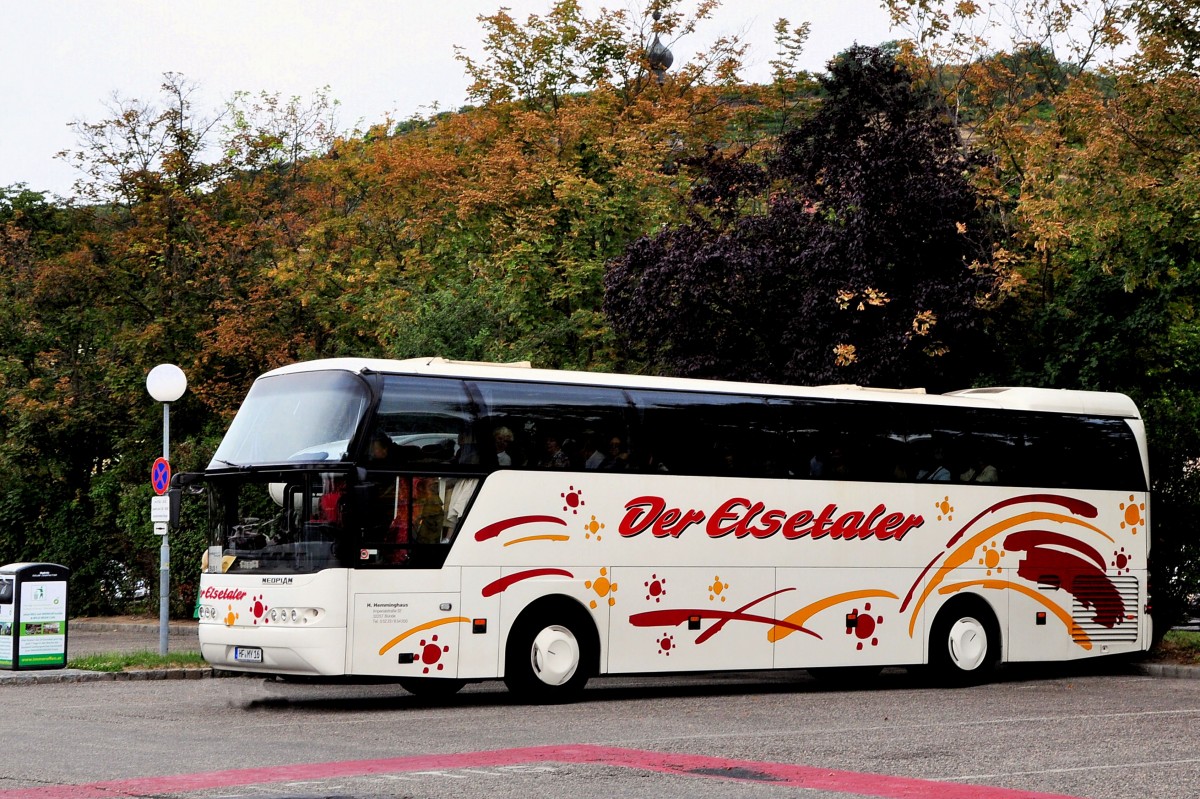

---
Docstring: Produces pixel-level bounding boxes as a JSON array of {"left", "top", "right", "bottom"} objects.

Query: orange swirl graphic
[
  {"left": 769, "top": 589, "right": 899, "bottom": 642},
  {"left": 378, "top": 617, "right": 470, "bottom": 656},
  {"left": 938, "top": 579, "right": 1091, "bottom": 650},
  {"left": 503, "top": 534, "right": 571, "bottom": 546}
]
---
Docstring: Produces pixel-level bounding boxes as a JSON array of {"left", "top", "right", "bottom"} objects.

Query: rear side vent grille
[{"left": 1071, "top": 575, "right": 1139, "bottom": 644}]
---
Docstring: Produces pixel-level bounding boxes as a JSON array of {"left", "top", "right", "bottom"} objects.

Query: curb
[
  {"left": 0, "top": 668, "right": 241, "bottom": 686},
  {"left": 1136, "top": 662, "right": 1200, "bottom": 679},
  {"left": 69, "top": 620, "right": 198, "bottom": 636}
]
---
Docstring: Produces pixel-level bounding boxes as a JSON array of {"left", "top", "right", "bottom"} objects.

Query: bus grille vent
[{"left": 1070, "top": 575, "right": 1139, "bottom": 644}]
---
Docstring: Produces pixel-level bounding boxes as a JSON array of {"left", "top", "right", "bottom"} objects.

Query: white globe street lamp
[
  {"left": 146, "top": 364, "right": 188, "bottom": 458},
  {"left": 146, "top": 364, "right": 187, "bottom": 655},
  {"left": 146, "top": 363, "right": 187, "bottom": 401}
]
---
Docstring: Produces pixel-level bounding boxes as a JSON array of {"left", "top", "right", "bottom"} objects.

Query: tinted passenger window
[
  {"left": 372, "top": 377, "right": 475, "bottom": 468},
  {"left": 896, "top": 405, "right": 1020, "bottom": 486},
  {"left": 1024, "top": 414, "right": 1145, "bottom": 491},
  {"left": 766, "top": 398, "right": 907, "bottom": 481},
  {"left": 472, "top": 380, "right": 631, "bottom": 470},
  {"left": 630, "top": 390, "right": 775, "bottom": 477}
]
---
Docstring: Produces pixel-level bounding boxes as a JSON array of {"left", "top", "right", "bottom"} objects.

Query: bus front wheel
[
  {"left": 504, "top": 605, "right": 594, "bottom": 702},
  {"left": 929, "top": 600, "right": 999, "bottom": 685}
]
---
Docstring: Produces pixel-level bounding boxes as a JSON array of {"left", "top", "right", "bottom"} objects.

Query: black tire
[
  {"left": 929, "top": 599, "right": 1000, "bottom": 685},
  {"left": 398, "top": 677, "right": 466, "bottom": 698},
  {"left": 503, "top": 602, "right": 595, "bottom": 703}
]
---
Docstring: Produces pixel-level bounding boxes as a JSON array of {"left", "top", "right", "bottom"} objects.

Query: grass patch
[
  {"left": 67, "top": 650, "right": 208, "bottom": 672},
  {"left": 1151, "top": 630, "right": 1200, "bottom": 665}
]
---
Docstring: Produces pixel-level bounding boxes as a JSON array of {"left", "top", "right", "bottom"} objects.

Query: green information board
[{"left": 0, "top": 563, "right": 69, "bottom": 670}]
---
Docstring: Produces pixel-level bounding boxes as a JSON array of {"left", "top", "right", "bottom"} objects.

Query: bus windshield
[
  {"left": 209, "top": 370, "right": 370, "bottom": 468},
  {"left": 208, "top": 470, "right": 351, "bottom": 574}
]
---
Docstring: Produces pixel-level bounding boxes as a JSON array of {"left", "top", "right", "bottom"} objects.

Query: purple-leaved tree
[{"left": 605, "top": 45, "right": 1000, "bottom": 390}]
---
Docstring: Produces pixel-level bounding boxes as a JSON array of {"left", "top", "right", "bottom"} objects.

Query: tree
[
  {"left": 297, "top": 0, "right": 755, "bottom": 370},
  {"left": 884, "top": 0, "right": 1200, "bottom": 628},
  {"left": 0, "top": 76, "right": 343, "bottom": 614},
  {"left": 605, "top": 45, "right": 999, "bottom": 389},
  {"left": 0, "top": 182, "right": 144, "bottom": 610}
]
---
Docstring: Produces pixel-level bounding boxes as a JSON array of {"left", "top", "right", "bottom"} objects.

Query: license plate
[{"left": 234, "top": 646, "right": 263, "bottom": 663}]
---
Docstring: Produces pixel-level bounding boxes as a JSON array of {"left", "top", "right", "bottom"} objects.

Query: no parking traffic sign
[{"left": 151, "top": 457, "right": 171, "bottom": 495}]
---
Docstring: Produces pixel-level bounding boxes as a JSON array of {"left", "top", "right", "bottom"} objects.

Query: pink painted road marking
[{"left": 0, "top": 744, "right": 1082, "bottom": 799}]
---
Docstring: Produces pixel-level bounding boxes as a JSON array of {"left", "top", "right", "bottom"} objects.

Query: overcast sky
[{"left": 2, "top": 1, "right": 897, "bottom": 198}]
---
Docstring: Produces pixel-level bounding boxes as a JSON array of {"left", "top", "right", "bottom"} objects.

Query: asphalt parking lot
[{"left": 4, "top": 658, "right": 1200, "bottom": 799}]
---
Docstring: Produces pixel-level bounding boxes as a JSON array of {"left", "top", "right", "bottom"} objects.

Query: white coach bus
[{"left": 194, "top": 358, "right": 1150, "bottom": 700}]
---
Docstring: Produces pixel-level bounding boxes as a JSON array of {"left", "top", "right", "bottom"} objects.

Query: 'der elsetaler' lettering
[{"left": 619, "top": 495, "right": 923, "bottom": 542}]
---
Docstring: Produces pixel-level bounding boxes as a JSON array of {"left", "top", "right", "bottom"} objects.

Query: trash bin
[{"left": 0, "top": 563, "right": 70, "bottom": 670}]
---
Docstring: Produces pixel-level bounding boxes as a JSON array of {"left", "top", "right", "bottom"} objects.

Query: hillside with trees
[{"left": 0, "top": 0, "right": 1196, "bottom": 626}]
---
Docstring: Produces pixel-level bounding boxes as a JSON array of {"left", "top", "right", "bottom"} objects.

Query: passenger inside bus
[
  {"left": 443, "top": 431, "right": 481, "bottom": 543},
  {"left": 918, "top": 447, "right": 952, "bottom": 481},
  {"left": 493, "top": 426, "right": 514, "bottom": 466},
  {"left": 960, "top": 452, "right": 1000, "bottom": 484},
  {"left": 632, "top": 446, "right": 669, "bottom": 473},
  {"left": 394, "top": 477, "right": 444, "bottom": 545},
  {"left": 599, "top": 435, "right": 629, "bottom": 470},
  {"left": 368, "top": 429, "right": 405, "bottom": 467},
  {"left": 539, "top": 434, "right": 570, "bottom": 469},
  {"left": 315, "top": 474, "right": 346, "bottom": 525},
  {"left": 580, "top": 435, "right": 605, "bottom": 469}
]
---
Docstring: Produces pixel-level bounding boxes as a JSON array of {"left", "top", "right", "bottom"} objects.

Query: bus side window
[
  {"left": 355, "top": 475, "right": 446, "bottom": 566},
  {"left": 472, "top": 381, "right": 632, "bottom": 473},
  {"left": 356, "top": 475, "right": 406, "bottom": 564}
]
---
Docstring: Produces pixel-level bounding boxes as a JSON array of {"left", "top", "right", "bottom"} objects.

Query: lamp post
[{"left": 146, "top": 364, "right": 187, "bottom": 656}]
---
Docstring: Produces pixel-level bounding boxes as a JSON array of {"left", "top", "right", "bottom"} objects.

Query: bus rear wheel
[
  {"left": 504, "top": 606, "right": 594, "bottom": 703},
  {"left": 929, "top": 600, "right": 999, "bottom": 685}
]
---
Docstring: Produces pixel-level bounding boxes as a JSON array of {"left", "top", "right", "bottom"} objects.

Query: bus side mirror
[{"left": 168, "top": 487, "right": 182, "bottom": 529}]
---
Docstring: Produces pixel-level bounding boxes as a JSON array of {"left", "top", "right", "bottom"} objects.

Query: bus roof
[{"left": 262, "top": 357, "right": 1142, "bottom": 419}]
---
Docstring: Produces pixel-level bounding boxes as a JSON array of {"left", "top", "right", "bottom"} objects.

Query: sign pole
[
  {"left": 146, "top": 364, "right": 187, "bottom": 658},
  {"left": 159, "top": 402, "right": 170, "bottom": 656}
]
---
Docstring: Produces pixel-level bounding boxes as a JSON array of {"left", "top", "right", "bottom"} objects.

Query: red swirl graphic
[
  {"left": 1005, "top": 531, "right": 1124, "bottom": 627},
  {"left": 945, "top": 494, "right": 1098, "bottom": 550},
  {"left": 629, "top": 608, "right": 820, "bottom": 641},
  {"left": 482, "top": 568, "right": 574, "bottom": 597},
  {"left": 474, "top": 515, "right": 568, "bottom": 542},
  {"left": 1004, "top": 530, "right": 1106, "bottom": 571}
]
